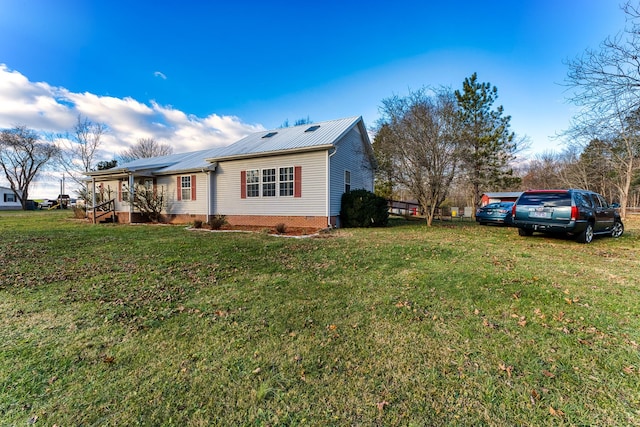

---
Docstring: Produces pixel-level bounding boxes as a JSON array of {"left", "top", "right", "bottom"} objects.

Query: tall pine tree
[{"left": 455, "top": 73, "right": 519, "bottom": 209}]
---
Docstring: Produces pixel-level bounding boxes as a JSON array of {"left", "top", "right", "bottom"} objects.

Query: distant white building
[{"left": 0, "top": 186, "right": 21, "bottom": 210}]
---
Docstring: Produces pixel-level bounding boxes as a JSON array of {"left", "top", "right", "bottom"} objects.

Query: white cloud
[
  {"left": 0, "top": 64, "right": 265, "bottom": 198},
  {"left": 154, "top": 71, "right": 167, "bottom": 80}
]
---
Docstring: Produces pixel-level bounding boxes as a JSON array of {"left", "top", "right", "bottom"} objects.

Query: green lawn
[{"left": 1, "top": 210, "right": 639, "bottom": 426}]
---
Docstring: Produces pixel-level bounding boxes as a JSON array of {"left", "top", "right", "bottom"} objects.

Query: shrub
[
  {"left": 208, "top": 215, "right": 227, "bottom": 230},
  {"left": 72, "top": 206, "right": 86, "bottom": 219},
  {"left": 275, "top": 223, "right": 287, "bottom": 234},
  {"left": 193, "top": 220, "right": 203, "bottom": 229},
  {"left": 340, "top": 189, "right": 389, "bottom": 228},
  {"left": 125, "top": 184, "right": 166, "bottom": 223}
]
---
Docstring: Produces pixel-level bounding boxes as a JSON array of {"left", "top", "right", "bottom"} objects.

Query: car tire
[
  {"left": 611, "top": 220, "right": 624, "bottom": 238},
  {"left": 577, "top": 222, "right": 594, "bottom": 244},
  {"left": 518, "top": 228, "right": 533, "bottom": 236}
]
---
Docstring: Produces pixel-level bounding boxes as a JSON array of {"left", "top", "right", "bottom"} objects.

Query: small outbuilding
[
  {"left": 0, "top": 186, "right": 21, "bottom": 210},
  {"left": 480, "top": 192, "right": 523, "bottom": 207}
]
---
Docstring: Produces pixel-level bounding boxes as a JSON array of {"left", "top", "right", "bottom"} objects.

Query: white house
[
  {"left": 0, "top": 186, "right": 21, "bottom": 210},
  {"left": 85, "top": 116, "right": 376, "bottom": 228}
]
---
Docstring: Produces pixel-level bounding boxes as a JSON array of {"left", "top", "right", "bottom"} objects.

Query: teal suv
[{"left": 511, "top": 189, "right": 624, "bottom": 244}]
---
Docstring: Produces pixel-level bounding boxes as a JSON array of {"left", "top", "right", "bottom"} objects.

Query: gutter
[{"left": 205, "top": 145, "right": 334, "bottom": 163}]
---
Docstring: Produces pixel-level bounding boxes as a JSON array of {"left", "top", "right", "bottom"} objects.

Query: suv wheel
[
  {"left": 518, "top": 228, "right": 533, "bottom": 237},
  {"left": 611, "top": 220, "right": 624, "bottom": 238},
  {"left": 577, "top": 222, "right": 594, "bottom": 244}
]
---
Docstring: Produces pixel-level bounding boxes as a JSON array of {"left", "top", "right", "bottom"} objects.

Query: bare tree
[
  {"left": 279, "top": 117, "right": 313, "bottom": 128},
  {"left": 564, "top": 1, "right": 640, "bottom": 217},
  {"left": 119, "top": 137, "right": 173, "bottom": 163},
  {"left": 56, "top": 115, "right": 108, "bottom": 187},
  {"left": 376, "top": 87, "right": 462, "bottom": 226},
  {"left": 519, "top": 151, "right": 566, "bottom": 190},
  {"left": 0, "top": 125, "right": 59, "bottom": 209}
]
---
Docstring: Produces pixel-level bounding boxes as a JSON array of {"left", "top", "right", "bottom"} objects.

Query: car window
[
  {"left": 485, "top": 203, "right": 500, "bottom": 208},
  {"left": 596, "top": 194, "right": 608, "bottom": 208},
  {"left": 589, "top": 194, "right": 604, "bottom": 208},
  {"left": 576, "top": 193, "right": 592, "bottom": 208},
  {"left": 518, "top": 192, "right": 571, "bottom": 206}
]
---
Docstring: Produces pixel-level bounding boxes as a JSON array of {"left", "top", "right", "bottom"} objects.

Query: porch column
[
  {"left": 92, "top": 178, "right": 96, "bottom": 224},
  {"left": 129, "top": 173, "right": 134, "bottom": 223}
]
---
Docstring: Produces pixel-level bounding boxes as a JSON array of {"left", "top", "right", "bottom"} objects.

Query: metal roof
[
  {"left": 483, "top": 192, "right": 523, "bottom": 198},
  {"left": 86, "top": 116, "right": 368, "bottom": 178},
  {"left": 206, "top": 116, "right": 365, "bottom": 161}
]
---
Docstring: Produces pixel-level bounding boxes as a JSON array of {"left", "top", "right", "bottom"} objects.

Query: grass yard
[{"left": 1, "top": 211, "right": 639, "bottom": 426}]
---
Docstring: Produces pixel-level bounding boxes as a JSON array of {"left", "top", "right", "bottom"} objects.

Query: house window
[
  {"left": 4, "top": 193, "right": 16, "bottom": 203},
  {"left": 241, "top": 167, "right": 300, "bottom": 199},
  {"left": 262, "top": 168, "right": 276, "bottom": 197},
  {"left": 345, "top": 170, "right": 351, "bottom": 192},
  {"left": 120, "top": 180, "right": 130, "bottom": 202},
  {"left": 279, "top": 167, "right": 294, "bottom": 196},
  {"left": 181, "top": 176, "right": 192, "bottom": 200},
  {"left": 143, "top": 178, "right": 154, "bottom": 191},
  {"left": 246, "top": 170, "right": 260, "bottom": 197}
]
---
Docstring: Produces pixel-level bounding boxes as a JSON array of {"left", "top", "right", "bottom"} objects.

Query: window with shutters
[
  {"left": 246, "top": 170, "right": 260, "bottom": 197},
  {"left": 181, "top": 176, "right": 192, "bottom": 200}
]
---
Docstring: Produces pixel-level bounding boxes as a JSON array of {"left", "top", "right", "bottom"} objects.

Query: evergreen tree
[
  {"left": 455, "top": 73, "right": 519, "bottom": 209},
  {"left": 371, "top": 124, "right": 395, "bottom": 200}
]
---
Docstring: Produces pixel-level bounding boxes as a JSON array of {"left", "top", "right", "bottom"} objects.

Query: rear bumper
[{"left": 513, "top": 219, "right": 586, "bottom": 234}]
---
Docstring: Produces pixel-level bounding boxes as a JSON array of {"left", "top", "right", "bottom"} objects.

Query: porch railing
[{"left": 90, "top": 199, "right": 116, "bottom": 224}]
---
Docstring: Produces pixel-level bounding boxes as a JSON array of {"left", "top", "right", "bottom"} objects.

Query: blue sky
[{"left": 0, "top": 0, "right": 629, "bottom": 197}]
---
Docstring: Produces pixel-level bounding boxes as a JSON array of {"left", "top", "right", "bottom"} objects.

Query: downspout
[
  {"left": 327, "top": 147, "right": 338, "bottom": 227},
  {"left": 202, "top": 164, "right": 216, "bottom": 222}
]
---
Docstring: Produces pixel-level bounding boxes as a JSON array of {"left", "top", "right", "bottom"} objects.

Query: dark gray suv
[{"left": 511, "top": 189, "right": 624, "bottom": 243}]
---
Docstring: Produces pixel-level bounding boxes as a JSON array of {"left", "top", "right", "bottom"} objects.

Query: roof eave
[
  {"left": 205, "top": 145, "right": 334, "bottom": 163},
  {"left": 153, "top": 163, "right": 217, "bottom": 176}
]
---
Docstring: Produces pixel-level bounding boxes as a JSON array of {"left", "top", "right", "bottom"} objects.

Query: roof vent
[
  {"left": 262, "top": 132, "right": 278, "bottom": 138},
  {"left": 304, "top": 125, "right": 320, "bottom": 132}
]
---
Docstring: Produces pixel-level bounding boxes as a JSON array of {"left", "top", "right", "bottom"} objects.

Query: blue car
[{"left": 476, "top": 201, "right": 514, "bottom": 226}]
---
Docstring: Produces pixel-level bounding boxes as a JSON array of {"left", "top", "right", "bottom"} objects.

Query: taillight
[
  {"left": 571, "top": 205, "right": 578, "bottom": 221},
  {"left": 512, "top": 204, "right": 517, "bottom": 217}
]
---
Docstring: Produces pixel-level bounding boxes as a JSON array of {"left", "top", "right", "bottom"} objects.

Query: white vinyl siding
[
  {"left": 105, "top": 173, "right": 209, "bottom": 215},
  {"left": 329, "top": 127, "right": 374, "bottom": 216},
  {"left": 164, "top": 173, "right": 208, "bottom": 215},
  {"left": 213, "top": 151, "right": 327, "bottom": 216}
]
